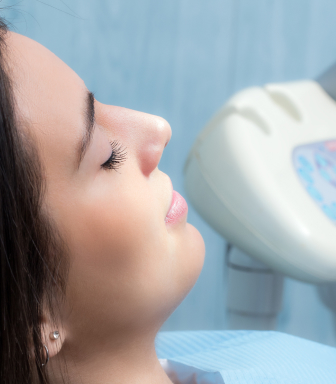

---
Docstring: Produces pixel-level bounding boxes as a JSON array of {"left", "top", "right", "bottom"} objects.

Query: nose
[
  {"left": 136, "top": 113, "right": 172, "bottom": 176},
  {"left": 96, "top": 104, "right": 172, "bottom": 177}
]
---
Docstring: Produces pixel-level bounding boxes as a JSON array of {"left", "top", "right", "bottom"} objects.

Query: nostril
[
  {"left": 138, "top": 115, "right": 172, "bottom": 176},
  {"left": 139, "top": 143, "right": 164, "bottom": 177}
]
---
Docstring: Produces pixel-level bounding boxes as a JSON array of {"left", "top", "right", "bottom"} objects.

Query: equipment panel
[{"left": 293, "top": 139, "right": 336, "bottom": 224}]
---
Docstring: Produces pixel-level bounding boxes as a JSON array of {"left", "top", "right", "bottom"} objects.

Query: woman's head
[{"left": 0, "top": 24, "right": 205, "bottom": 383}]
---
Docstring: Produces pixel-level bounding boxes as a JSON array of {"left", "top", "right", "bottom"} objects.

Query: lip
[{"left": 165, "top": 190, "right": 188, "bottom": 225}]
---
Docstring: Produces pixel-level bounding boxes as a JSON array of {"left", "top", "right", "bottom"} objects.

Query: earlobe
[{"left": 41, "top": 321, "right": 65, "bottom": 362}]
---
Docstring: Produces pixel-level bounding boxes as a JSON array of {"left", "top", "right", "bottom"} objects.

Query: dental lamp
[{"left": 184, "top": 63, "right": 336, "bottom": 331}]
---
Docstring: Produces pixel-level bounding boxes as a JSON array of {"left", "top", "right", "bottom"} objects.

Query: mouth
[{"left": 165, "top": 189, "right": 188, "bottom": 225}]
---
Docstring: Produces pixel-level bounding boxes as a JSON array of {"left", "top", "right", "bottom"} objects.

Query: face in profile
[{"left": 7, "top": 31, "right": 205, "bottom": 370}]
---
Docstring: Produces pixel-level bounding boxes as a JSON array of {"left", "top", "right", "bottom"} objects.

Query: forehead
[{"left": 6, "top": 32, "right": 87, "bottom": 176}]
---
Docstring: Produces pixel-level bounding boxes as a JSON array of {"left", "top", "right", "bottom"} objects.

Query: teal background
[{"left": 4, "top": 0, "right": 336, "bottom": 346}]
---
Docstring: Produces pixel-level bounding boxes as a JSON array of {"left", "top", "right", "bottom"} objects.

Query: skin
[{"left": 6, "top": 32, "right": 205, "bottom": 384}]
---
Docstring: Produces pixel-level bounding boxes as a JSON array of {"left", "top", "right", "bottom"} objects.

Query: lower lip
[{"left": 165, "top": 190, "right": 188, "bottom": 225}]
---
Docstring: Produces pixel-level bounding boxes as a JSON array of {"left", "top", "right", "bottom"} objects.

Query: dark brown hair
[{"left": 0, "top": 19, "right": 67, "bottom": 384}]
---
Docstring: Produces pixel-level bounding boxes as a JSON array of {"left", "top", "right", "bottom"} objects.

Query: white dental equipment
[{"left": 184, "top": 63, "right": 336, "bottom": 330}]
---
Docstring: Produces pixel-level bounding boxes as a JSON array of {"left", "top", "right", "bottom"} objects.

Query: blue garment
[{"left": 155, "top": 330, "right": 336, "bottom": 384}]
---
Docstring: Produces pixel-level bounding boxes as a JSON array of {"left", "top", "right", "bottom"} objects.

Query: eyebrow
[{"left": 78, "top": 90, "right": 95, "bottom": 168}]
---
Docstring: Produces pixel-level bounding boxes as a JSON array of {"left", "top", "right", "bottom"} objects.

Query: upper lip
[{"left": 165, "top": 177, "right": 174, "bottom": 218}]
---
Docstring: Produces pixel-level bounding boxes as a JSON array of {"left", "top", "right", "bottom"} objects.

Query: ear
[{"left": 41, "top": 317, "right": 65, "bottom": 359}]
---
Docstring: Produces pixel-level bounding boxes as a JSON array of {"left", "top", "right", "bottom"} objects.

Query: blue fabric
[{"left": 156, "top": 330, "right": 336, "bottom": 383}]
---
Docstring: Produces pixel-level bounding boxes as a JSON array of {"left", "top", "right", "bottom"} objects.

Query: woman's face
[{"left": 8, "top": 32, "right": 204, "bottom": 357}]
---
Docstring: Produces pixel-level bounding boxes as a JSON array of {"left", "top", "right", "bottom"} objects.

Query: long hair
[{"left": 0, "top": 20, "right": 68, "bottom": 384}]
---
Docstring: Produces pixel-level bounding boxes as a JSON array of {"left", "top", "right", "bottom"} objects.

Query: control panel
[{"left": 293, "top": 139, "right": 336, "bottom": 224}]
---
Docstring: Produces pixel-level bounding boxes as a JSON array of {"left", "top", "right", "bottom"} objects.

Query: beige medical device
[{"left": 184, "top": 73, "right": 336, "bottom": 329}]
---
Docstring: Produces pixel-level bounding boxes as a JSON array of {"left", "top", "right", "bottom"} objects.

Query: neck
[{"left": 49, "top": 330, "right": 173, "bottom": 384}]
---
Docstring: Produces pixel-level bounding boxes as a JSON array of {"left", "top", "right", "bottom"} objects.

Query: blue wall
[{"left": 5, "top": 0, "right": 336, "bottom": 346}]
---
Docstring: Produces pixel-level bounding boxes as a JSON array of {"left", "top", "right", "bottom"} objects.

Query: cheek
[
  {"left": 53, "top": 169, "right": 205, "bottom": 332},
  {"left": 69, "top": 192, "right": 164, "bottom": 276},
  {"left": 62, "top": 181, "right": 178, "bottom": 322}
]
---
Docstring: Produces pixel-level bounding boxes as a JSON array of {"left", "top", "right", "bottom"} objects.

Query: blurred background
[{"left": 4, "top": 0, "right": 336, "bottom": 346}]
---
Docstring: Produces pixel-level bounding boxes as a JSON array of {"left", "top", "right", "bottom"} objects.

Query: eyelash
[{"left": 101, "top": 141, "right": 127, "bottom": 171}]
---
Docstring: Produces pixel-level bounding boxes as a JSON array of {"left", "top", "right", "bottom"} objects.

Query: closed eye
[{"left": 101, "top": 141, "right": 127, "bottom": 171}]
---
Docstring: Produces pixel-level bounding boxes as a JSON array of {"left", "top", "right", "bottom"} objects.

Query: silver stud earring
[{"left": 49, "top": 330, "right": 60, "bottom": 340}]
